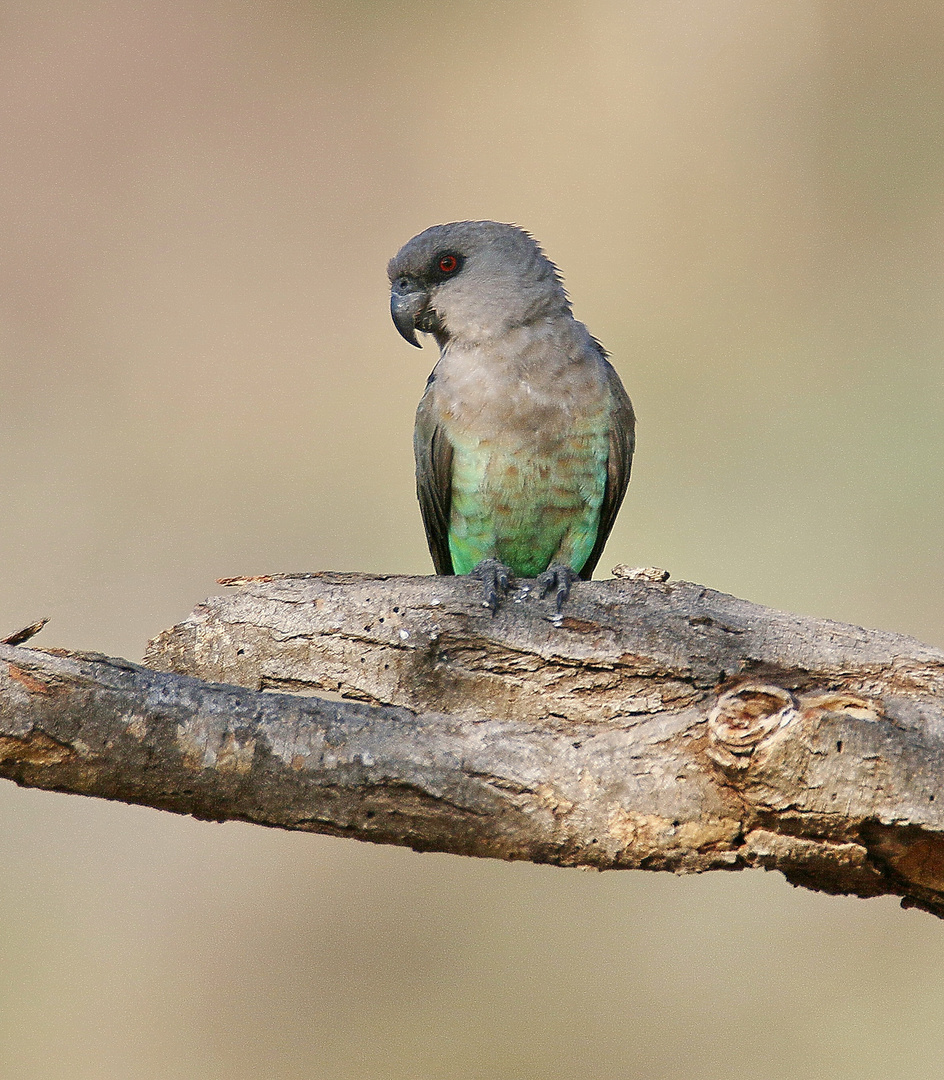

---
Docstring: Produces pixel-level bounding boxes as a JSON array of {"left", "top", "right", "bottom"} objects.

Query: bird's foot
[
  {"left": 536, "top": 563, "right": 581, "bottom": 613},
  {"left": 469, "top": 559, "right": 515, "bottom": 614}
]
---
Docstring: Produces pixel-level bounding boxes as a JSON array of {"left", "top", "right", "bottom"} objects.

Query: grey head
[{"left": 388, "top": 221, "right": 571, "bottom": 349}]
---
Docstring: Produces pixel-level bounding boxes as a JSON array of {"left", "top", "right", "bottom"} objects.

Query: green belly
[{"left": 447, "top": 436, "right": 607, "bottom": 577}]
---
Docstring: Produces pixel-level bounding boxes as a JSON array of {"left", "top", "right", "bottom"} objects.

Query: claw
[
  {"left": 536, "top": 563, "right": 581, "bottom": 613},
  {"left": 469, "top": 559, "right": 515, "bottom": 614}
]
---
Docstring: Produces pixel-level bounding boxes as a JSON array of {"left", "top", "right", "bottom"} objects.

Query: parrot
[{"left": 388, "top": 220, "right": 635, "bottom": 612}]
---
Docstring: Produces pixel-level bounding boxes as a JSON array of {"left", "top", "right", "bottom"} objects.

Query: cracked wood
[{"left": 2, "top": 572, "right": 944, "bottom": 916}]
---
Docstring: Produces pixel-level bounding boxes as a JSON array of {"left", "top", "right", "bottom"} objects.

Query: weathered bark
[{"left": 3, "top": 571, "right": 944, "bottom": 916}]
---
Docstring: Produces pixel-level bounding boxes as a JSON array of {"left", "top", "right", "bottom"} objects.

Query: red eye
[{"left": 438, "top": 254, "right": 458, "bottom": 274}]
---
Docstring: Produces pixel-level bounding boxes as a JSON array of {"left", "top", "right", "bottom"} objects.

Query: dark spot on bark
[
  {"left": 572, "top": 741, "right": 582, "bottom": 749},
  {"left": 690, "top": 615, "right": 743, "bottom": 635},
  {"left": 836, "top": 740, "right": 843, "bottom": 753},
  {"left": 236, "top": 648, "right": 245, "bottom": 655},
  {"left": 393, "top": 607, "right": 399, "bottom": 613}
]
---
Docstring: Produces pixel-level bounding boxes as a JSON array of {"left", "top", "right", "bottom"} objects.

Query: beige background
[{"left": 2, "top": 2, "right": 944, "bottom": 1077}]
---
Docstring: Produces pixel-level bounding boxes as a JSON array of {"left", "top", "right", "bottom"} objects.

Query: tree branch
[{"left": 3, "top": 572, "right": 944, "bottom": 916}]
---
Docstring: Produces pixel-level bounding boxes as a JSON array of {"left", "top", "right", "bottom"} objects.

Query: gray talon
[
  {"left": 536, "top": 563, "right": 581, "bottom": 613},
  {"left": 470, "top": 559, "right": 515, "bottom": 614}
]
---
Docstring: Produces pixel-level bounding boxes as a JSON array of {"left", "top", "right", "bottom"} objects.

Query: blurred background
[{"left": 1, "top": 0, "right": 944, "bottom": 1076}]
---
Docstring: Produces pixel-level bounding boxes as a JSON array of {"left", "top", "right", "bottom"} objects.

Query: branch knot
[{"left": 706, "top": 683, "right": 798, "bottom": 770}]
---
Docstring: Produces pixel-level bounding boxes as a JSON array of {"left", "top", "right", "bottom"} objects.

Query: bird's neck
[{"left": 438, "top": 288, "right": 572, "bottom": 351}]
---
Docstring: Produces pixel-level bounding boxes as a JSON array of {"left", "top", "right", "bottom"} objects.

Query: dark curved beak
[{"left": 390, "top": 278, "right": 429, "bottom": 348}]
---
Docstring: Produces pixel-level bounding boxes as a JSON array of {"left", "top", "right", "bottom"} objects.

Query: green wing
[
  {"left": 579, "top": 358, "right": 635, "bottom": 580},
  {"left": 413, "top": 374, "right": 455, "bottom": 575}
]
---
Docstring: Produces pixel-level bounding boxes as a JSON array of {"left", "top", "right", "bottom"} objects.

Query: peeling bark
[{"left": 3, "top": 572, "right": 944, "bottom": 917}]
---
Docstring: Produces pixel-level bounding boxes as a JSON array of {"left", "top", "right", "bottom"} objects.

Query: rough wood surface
[{"left": 3, "top": 572, "right": 944, "bottom": 916}]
